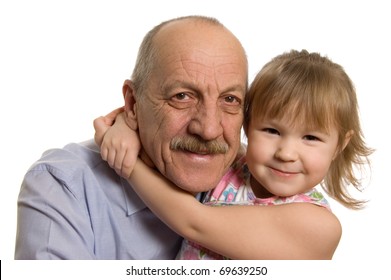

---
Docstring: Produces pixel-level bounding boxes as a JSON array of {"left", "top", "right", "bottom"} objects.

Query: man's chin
[
  {"left": 162, "top": 151, "right": 233, "bottom": 193},
  {"left": 169, "top": 173, "right": 222, "bottom": 194}
]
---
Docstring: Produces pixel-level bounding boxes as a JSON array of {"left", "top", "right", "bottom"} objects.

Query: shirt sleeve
[{"left": 15, "top": 166, "right": 96, "bottom": 259}]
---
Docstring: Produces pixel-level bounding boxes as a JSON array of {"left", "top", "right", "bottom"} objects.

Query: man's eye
[
  {"left": 173, "top": 93, "right": 189, "bottom": 100},
  {"left": 168, "top": 92, "right": 194, "bottom": 109},
  {"left": 224, "top": 95, "right": 239, "bottom": 104}
]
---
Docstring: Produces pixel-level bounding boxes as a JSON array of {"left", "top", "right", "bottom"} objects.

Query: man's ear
[{"left": 122, "top": 79, "right": 138, "bottom": 130}]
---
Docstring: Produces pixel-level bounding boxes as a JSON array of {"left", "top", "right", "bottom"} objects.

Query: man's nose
[{"left": 188, "top": 99, "right": 223, "bottom": 140}]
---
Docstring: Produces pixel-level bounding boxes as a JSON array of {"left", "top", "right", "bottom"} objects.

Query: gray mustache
[{"left": 170, "top": 136, "right": 228, "bottom": 154}]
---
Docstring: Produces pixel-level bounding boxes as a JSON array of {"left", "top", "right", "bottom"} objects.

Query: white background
[{"left": 1, "top": 0, "right": 390, "bottom": 276}]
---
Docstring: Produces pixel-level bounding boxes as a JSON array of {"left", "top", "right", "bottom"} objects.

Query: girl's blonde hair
[{"left": 244, "top": 50, "right": 373, "bottom": 210}]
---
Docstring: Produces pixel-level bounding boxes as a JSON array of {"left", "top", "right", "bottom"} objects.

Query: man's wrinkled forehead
[{"left": 154, "top": 49, "right": 246, "bottom": 97}]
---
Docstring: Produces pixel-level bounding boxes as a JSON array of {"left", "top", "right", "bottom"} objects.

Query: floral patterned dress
[{"left": 175, "top": 156, "right": 331, "bottom": 260}]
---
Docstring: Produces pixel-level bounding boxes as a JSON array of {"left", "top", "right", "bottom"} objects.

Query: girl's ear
[
  {"left": 122, "top": 79, "right": 138, "bottom": 130},
  {"left": 334, "top": 130, "right": 354, "bottom": 160},
  {"left": 342, "top": 130, "right": 354, "bottom": 151}
]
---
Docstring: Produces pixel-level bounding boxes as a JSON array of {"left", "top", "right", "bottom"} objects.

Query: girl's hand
[
  {"left": 93, "top": 107, "right": 124, "bottom": 147},
  {"left": 93, "top": 107, "right": 141, "bottom": 178}
]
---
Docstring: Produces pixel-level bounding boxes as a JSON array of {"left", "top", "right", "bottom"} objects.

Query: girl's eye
[
  {"left": 303, "top": 135, "right": 320, "bottom": 141},
  {"left": 263, "top": 128, "right": 280, "bottom": 135}
]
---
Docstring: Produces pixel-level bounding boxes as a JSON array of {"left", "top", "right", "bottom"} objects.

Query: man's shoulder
[
  {"left": 22, "top": 139, "right": 122, "bottom": 202},
  {"left": 26, "top": 139, "right": 108, "bottom": 182}
]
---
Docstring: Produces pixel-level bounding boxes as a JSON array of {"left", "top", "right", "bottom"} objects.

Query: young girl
[{"left": 94, "top": 49, "right": 373, "bottom": 259}]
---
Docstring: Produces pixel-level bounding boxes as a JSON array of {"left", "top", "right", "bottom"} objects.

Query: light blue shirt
[{"left": 15, "top": 140, "right": 182, "bottom": 259}]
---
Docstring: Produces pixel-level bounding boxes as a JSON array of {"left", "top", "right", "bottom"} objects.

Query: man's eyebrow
[
  {"left": 162, "top": 81, "right": 197, "bottom": 93},
  {"left": 163, "top": 81, "right": 245, "bottom": 94},
  {"left": 221, "top": 84, "right": 246, "bottom": 95}
]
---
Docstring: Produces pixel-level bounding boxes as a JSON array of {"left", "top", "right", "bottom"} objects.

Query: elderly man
[{"left": 15, "top": 15, "right": 247, "bottom": 259}]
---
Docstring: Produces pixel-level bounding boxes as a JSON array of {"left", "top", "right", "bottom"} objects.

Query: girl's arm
[{"left": 129, "top": 159, "right": 342, "bottom": 260}]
